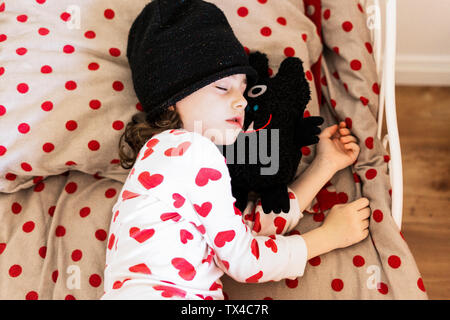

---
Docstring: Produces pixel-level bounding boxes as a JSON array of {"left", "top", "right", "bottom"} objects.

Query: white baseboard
[{"left": 394, "top": 54, "right": 450, "bottom": 86}]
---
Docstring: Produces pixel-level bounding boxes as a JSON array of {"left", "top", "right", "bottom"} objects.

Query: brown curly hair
[{"left": 118, "top": 106, "right": 183, "bottom": 169}]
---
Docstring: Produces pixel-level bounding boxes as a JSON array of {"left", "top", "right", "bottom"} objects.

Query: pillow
[
  {"left": 0, "top": 0, "right": 150, "bottom": 192},
  {"left": 0, "top": 0, "right": 323, "bottom": 193}
]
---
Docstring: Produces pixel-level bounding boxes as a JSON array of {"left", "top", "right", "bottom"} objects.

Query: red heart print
[
  {"left": 194, "top": 201, "right": 212, "bottom": 217},
  {"left": 169, "top": 129, "right": 186, "bottom": 135},
  {"left": 129, "top": 227, "right": 155, "bottom": 243},
  {"left": 107, "top": 233, "right": 115, "bottom": 250},
  {"left": 221, "top": 259, "right": 230, "bottom": 270},
  {"left": 113, "top": 210, "right": 119, "bottom": 223},
  {"left": 233, "top": 202, "right": 242, "bottom": 216},
  {"left": 153, "top": 285, "right": 186, "bottom": 298},
  {"left": 214, "top": 230, "right": 235, "bottom": 248},
  {"left": 180, "top": 229, "right": 194, "bottom": 244},
  {"left": 251, "top": 239, "right": 260, "bottom": 259},
  {"left": 122, "top": 190, "right": 140, "bottom": 201},
  {"left": 112, "top": 278, "right": 131, "bottom": 289},
  {"left": 265, "top": 239, "right": 278, "bottom": 253},
  {"left": 190, "top": 222, "right": 205, "bottom": 234},
  {"left": 209, "top": 282, "right": 222, "bottom": 291},
  {"left": 245, "top": 271, "right": 263, "bottom": 283},
  {"left": 172, "top": 193, "right": 185, "bottom": 208},
  {"left": 202, "top": 249, "right": 215, "bottom": 264},
  {"left": 171, "top": 257, "right": 196, "bottom": 281},
  {"left": 274, "top": 217, "right": 286, "bottom": 234},
  {"left": 164, "top": 141, "right": 191, "bottom": 157},
  {"left": 141, "top": 138, "right": 159, "bottom": 160},
  {"left": 0, "top": 243, "right": 6, "bottom": 255},
  {"left": 138, "top": 171, "right": 163, "bottom": 190},
  {"left": 195, "top": 168, "right": 222, "bottom": 187},
  {"left": 160, "top": 212, "right": 181, "bottom": 222},
  {"left": 129, "top": 263, "right": 151, "bottom": 275},
  {"left": 252, "top": 211, "right": 261, "bottom": 233}
]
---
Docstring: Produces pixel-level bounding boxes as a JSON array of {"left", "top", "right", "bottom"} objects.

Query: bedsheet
[{"left": 0, "top": 0, "right": 428, "bottom": 299}]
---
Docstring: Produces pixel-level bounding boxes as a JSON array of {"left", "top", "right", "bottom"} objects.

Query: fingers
[
  {"left": 358, "top": 207, "right": 371, "bottom": 219},
  {"left": 350, "top": 197, "right": 370, "bottom": 210},
  {"left": 319, "top": 124, "right": 339, "bottom": 139},
  {"left": 340, "top": 135, "right": 357, "bottom": 144}
]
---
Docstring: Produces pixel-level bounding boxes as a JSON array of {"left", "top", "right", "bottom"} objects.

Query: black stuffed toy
[{"left": 220, "top": 51, "right": 324, "bottom": 214}]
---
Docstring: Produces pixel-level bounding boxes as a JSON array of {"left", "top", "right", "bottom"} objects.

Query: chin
[{"left": 208, "top": 128, "right": 241, "bottom": 145}]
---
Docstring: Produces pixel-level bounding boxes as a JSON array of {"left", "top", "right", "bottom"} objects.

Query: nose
[{"left": 232, "top": 92, "right": 248, "bottom": 110}]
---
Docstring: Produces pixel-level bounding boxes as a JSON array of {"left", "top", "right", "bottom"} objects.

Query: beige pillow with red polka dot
[
  {"left": 0, "top": 0, "right": 153, "bottom": 193},
  {"left": 0, "top": 0, "right": 325, "bottom": 193}
]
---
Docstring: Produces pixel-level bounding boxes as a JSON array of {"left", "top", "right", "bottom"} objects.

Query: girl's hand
[{"left": 315, "top": 121, "right": 360, "bottom": 173}]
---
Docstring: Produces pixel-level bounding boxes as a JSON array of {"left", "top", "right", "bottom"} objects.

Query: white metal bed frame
[{"left": 365, "top": 0, "right": 402, "bottom": 230}]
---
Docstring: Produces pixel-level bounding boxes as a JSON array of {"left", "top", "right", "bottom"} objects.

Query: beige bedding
[{"left": 0, "top": 0, "right": 427, "bottom": 299}]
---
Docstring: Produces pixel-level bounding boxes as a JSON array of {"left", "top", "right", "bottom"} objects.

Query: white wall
[{"left": 388, "top": 0, "right": 450, "bottom": 86}]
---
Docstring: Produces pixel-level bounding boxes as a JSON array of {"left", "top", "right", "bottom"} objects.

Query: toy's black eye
[{"left": 247, "top": 85, "right": 267, "bottom": 98}]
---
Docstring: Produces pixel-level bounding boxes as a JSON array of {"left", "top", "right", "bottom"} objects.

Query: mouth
[
  {"left": 242, "top": 114, "right": 272, "bottom": 133},
  {"left": 226, "top": 116, "right": 243, "bottom": 129}
]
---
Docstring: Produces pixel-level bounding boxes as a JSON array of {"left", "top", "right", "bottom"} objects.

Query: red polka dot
[
  {"left": 89, "top": 274, "right": 102, "bottom": 287},
  {"left": 65, "top": 294, "right": 76, "bottom": 300},
  {"left": 285, "top": 278, "right": 298, "bottom": 288},
  {"left": 305, "top": 70, "right": 313, "bottom": 81},
  {"left": 79, "top": 207, "right": 91, "bottom": 218},
  {"left": 66, "top": 120, "right": 78, "bottom": 131},
  {"left": 60, "top": 12, "right": 71, "bottom": 22},
  {"left": 88, "top": 62, "right": 99, "bottom": 71},
  {"left": 84, "top": 30, "right": 96, "bottom": 39},
  {"left": 104, "top": 9, "right": 115, "bottom": 19},
  {"left": 34, "top": 182, "right": 45, "bottom": 192},
  {"left": 345, "top": 117, "right": 352, "bottom": 129},
  {"left": 39, "top": 246, "right": 47, "bottom": 258},
  {"left": 417, "top": 278, "right": 426, "bottom": 292},
  {"left": 65, "top": 80, "right": 77, "bottom": 90},
  {"left": 350, "top": 59, "right": 362, "bottom": 71},
  {"left": 43, "top": 143, "right": 54, "bottom": 153},
  {"left": 109, "top": 48, "right": 121, "bottom": 57},
  {"left": 277, "top": 17, "right": 287, "bottom": 25},
  {"left": 38, "top": 27, "right": 49, "bottom": 35},
  {"left": 18, "top": 123, "right": 30, "bottom": 134},
  {"left": 301, "top": 146, "right": 311, "bottom": 156},
  {"left": 63, "top": 44, "right": 75, "bottom": 53},
  {"left": 372, "top": 83, "right": 380, "bottom": 95},
  {"left": 52, "top": 270, "right": 58, "bottom": 283},
  {"left": 65, "top": 182, "right": 77, "bottom": 194},
  {"left": 89, "top": 99, "right": 101, "bottom": 109},
  {"left": 23, "top": 221, "right": 35, "bottom": 233},
  {"left": 36, "top": 0, "right": 46, "bottom": 4},
  {"left": 365, "top": 42, "right": 373, "bottom": 54},
  {"left": 308, "top": 256, "right": 321, "bottom": 266},
  {"left": 333, "top": 46, "right": 340, "bottom": 55},
  {"left": 284, "top": 47, "right": 295, "bottom": 57},
  {"left": 6, "top": 173, "right": 17, "bottom": 181},
  {"left": 353, "top": 255, "right": 365, "bottom": 267},
  {"left": 260, "top": 26, "right": 272, "bottom": 37},
  {"left": 17, "top": 83, "right": 29, "bottom": 94},
  {"left": 342, "top": 21, "right": 353, "bottom": 32},
  {"left": 365, "top": 137, "right": 374, "bottom": 149},
  {"left": 41, "top": 65, "right": 52, "bottom": 74},
  {"left": 0, "top": 34, "right": 7, "bottom": 42},
  {"left": 21, "top": 162, "right": 32, "bottom": 172},
  {"left": 388, "top": 255, "right": 401, "bottom": 269},
  {"left": 237, "top": 7, "right": 248, "bottom": 17},
  {"left": 12, "top": 202, "right": 22, "bottom": 214},
  {"left": 48, "top": 206, "right": 55, "bottom": 217},
  {"left": 95, "top": 229, "right": 107, "bottom": 241},
  {"left": 9, "top": 264, "right": 22, "bottom": 277},
  {"left": 25, "top": 291, "right": 38, "bottom": 300},
  {"left": 17, "top": 14, "right": 28, "bottom": 23},
  {"left": 112, "top": 120, "right": 124, "bottom": 130},
  {"left": 360, "top": 96, "right": 369, "bottom": 106},
  {"left": 378, "top": 282, "right": 389, "bottom": 295},
  {"left": 301, "top": 33, "right": 307, "bottom": 42},
  {"left": 0, "top": 105, "right": 6, "bottom": 116},
  {"left": 331, "top": 279, "right": 344, "bottom": 292},
  {"left": 41, "top": 101, "right": 53, "bottom": 111},
  {"left": 88, "top": 140, "right": 100, "bottom": 151},
  {"left": 323, "top": 9, "right": 330, "bottom": 20},
  {"left": 0, "top": 145, "right": 6, "bottom": 156},
  {"left": 112, "top": 81, "right": 124, "bottom": 91},
  {"left": 365, "top": 168, "right": 377, "bottom": 180},
  {"left": 372, "top": 209, "right": 383, "bottom": 222},
  {"left": 16, "top": 47, "right": 27, "bottom": 55},
  {"left": 71, "top": 249, "right": 82, "bottom": 262},
  {"left": 55, "top": 226, "right": 66, "bottom": 237},
  {"left": 0, "top": 3, "right": 4, "bottom": 12},
  {"left": 105, "top": 188, "right": 117, "bottom": 198},
  {"left": 313, "top": 212, "right": 324, "bottom": 222}
]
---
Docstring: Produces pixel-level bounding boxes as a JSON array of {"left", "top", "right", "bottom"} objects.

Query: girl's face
[{"left": 173, "top": 73, "right": 248, "bottom": 145}]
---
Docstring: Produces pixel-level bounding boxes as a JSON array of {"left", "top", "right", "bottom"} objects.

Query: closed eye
[{"left": 216, "top": 86, "right": 227, "bottom": 91}]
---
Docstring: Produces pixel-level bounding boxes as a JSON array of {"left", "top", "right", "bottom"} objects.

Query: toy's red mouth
[{"left": 242, "top": 114, "right": 272, "bottom": 133}]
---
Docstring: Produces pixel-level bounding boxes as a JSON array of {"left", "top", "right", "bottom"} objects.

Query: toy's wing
[{"left": 295, "top": 116, "right": 324, "bottom": 148}]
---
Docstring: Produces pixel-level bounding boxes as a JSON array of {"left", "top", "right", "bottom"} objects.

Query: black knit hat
[{"left": 126, "top": 0, "right": 259, "bottom": 119}]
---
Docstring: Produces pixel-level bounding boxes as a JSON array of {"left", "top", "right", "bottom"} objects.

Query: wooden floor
[{"left": 382, "top": 86, "right": 450, "bottom": 300}]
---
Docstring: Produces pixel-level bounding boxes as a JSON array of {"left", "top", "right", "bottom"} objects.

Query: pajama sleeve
[{"left": 184, "top": 135, "right": 308, "bottom": 283}]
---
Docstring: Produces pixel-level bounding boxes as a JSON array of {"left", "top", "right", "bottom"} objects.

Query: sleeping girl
[{"left": 101, "top": 0, "right": 371, "bottom": 300}]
